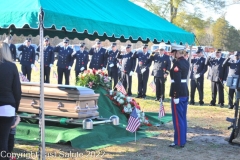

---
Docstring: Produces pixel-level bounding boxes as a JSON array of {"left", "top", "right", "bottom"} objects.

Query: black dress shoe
[
  {"left": 228, "top": 105, "right": 234, "bottom": 109},
  {"left": 169, "top": 143, "right": 184, "bottom": 148},
  {"left": 135, "top": 95, "right": 142, "bottom": 98},
  {"left": 209, "top": 103, "right": 216, "bottom": 106},
  {"left": 155, "top": 98, "right": 160, "bottom": 101},
  {"left": 142, "top": 96, "right": 146, "bottom": 99},
  {"left": 219, "top": 103, "right": 224, "bottom": 108},
  {"left": 199, "top": 101, "right": 204, "bottom": 106},
  {"left": 189, "top": 102, "right": 195, "bottom": 105}
]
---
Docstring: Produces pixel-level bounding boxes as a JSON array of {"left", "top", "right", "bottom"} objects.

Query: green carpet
[{"left": 16, "top": 87, "right": 172, "bottom": 149}]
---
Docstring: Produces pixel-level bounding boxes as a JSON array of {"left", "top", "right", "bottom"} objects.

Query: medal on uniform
[{"left": 174, "top": 66, "right": 179, "bottom": 72}]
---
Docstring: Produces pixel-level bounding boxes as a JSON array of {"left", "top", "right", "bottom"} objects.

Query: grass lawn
[{"left": 13, "top": 61, "right": 239, "bottom": 160}]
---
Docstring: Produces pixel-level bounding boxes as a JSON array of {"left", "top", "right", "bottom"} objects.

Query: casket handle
[
  {"left": 58, "top": 102, "right": 64, "bottom": 109},
  {"left": 31, "top": 99, "right": 38, "bottom": 106}
]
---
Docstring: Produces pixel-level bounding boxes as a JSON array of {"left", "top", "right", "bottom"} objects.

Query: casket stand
[{"left": 18, "top": 82, "right": 119, "bottom": 129}]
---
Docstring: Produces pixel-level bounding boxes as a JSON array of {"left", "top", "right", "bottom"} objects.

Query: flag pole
[{"left": 135, "top": 131, "right": 137, "bottom": 143}]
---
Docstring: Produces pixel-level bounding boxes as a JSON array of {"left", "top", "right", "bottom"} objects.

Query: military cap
[
  {"left": 63, "top": 38, "right": 69, "bottom": 43},
  {"left": 142, "top": 44, "right": 148, "bottom": 48},
  {"left": 44, "top": 37, "right": 49, "bottom": 41},
  {"left": 216, "top": 49, "right": 222, "bottom": 52},
  {"left": 126, "top": 44, "right": 132, "bottom": 48},
  {"left": 196, "top": 49, "right": 203, "bottom": 53},
  {"left": 234, "top": 51, "right": 240, "bottom": 56},
  {"left": 26, "top": 37, "right": 31, "bottom": 41},
  {"left": 95, "top": 40, "right": 101, "bottom": 44},
  {"left": 80, "top": 42, "right": 85, "bottom": 47},
  {"left": 111, "top": 42, "right": 117, "bottom": 47},
  {"left": 171, "top": 49, "right": 177, "bottom": 53}
]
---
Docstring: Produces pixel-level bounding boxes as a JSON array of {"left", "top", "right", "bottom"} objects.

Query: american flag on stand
[
  {"left": 53, "top": 71, "right": 58, "bottom": 79},
  {"left": 159, "top": 98, "right": 165, "bottom": 118},
  {"left": 148, "top": 81, "right": 156, "bottom": 92},
  {"left": 126, "top": 108, "right": 141, "bottom": 133},
  {"left": 115, "top": 81, "right": 127, "bottom": 95},
  {"left": 19, "top": 72, "right": 29, "bottom": 82}
]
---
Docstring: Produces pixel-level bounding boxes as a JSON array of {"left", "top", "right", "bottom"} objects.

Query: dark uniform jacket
[
  {"left": 206, "top": 57, "right": 228, "bottom": 82},
  {"left": 18, "top": 44, "right": 35, "bottom": 66},
  {"left": 73, "top": 50, "right": 89, "bottom": 71},
  {"left": 106, "top": 50, "right": 119, "bottom": 70},
  {"left": 169, "top": 57, "right": 189, "bottom": 98},
  {"left": 54, "top": 46, "right": 74, "bottom": 69},
  {"left": 223, "top": 58, "right": 238, "bottom": 76},
  {"left": 9, "top": 44, "right": 16, "bottom": 60},
  {"left": 117, "top": 52, "right": 136, "bottom": 74},
  {"left": 89, "top": 47, "right": 107, "bottom": 70},
  {"left": 132, "top": 51, "right": 151, "bottom": 74},
  {"left": 148, "top": 53, "right": 171, "bottom": 77},
  {"left": 190, "top": 57, "right": 207, "bottom": 79},
  {"left": 37, "top": 45, "right": 54, "bottom": 66}
]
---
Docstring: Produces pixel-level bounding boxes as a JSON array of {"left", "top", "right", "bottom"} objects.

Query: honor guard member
[
  {"left": 117, "top": 44, "right": 136, "bottom": 96},
  {"left": 54, "top": 38, "right": 74, "bottom": 85},
  {"left": 133, "top": 44, "right": 151, "bottom": 99},
  {"left": 36, "top": 37, "right": 54, "bottom": 83},
  {"left": 149, "top": 44, "right": 171, "bottom": 101},
  {"left": 206, "top": 49, "right": 228, "bottom": 107},
  {"left": 89, "top": 40, "right": 107, "bottom": 70},
  {"left": 18, "top": 38, "right": 36, "bottom": 81},
  {"left": 72, "top": 43, "right": 89, "bottom": 79},
  {"left": 106, "top": 42, "right": 119, "bottom": 89},
  {"left": 223, "top": 51, "right": 239, "bottom": 109},
  {"left": 189, "top": 48, "right": 207, "bottom": 105},
  {"left": 169, "top": 49, "right": 189, "bottom": 148},
  {"left": 4, "top": 36, "right": 17, "bottom": 61}
]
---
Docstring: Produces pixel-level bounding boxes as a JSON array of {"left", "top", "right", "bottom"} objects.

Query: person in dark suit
[
  {"left": 72, "top": 43, "right": 89, "bottom": 79},
  {"left": 4, "top": 36, "right": 17, "bottom": 62},
  {"left": 106, "top": 42, "right": 119, "bottom": 89},
  {"left": 0, "top": 42, "right": 21, "bottom": 159},
  {"left": 132, "top": 44, "right": 151, "bottom": 99},
  {"left": 169, "top": 49, "right": 189, "bottom": 148},
  {"left": 223, "top": 51, "right": 239, "bottom": 109},
  {"left": 148, "top": 45, "right": 171, "bottom": 101},
  {"left": 54, "top": 38, "right": 74, "bottom": 85},
  {"left": 206, "top": 49, "right": 228, "bottom": 107},
  {"left": 18, "top": 38, "right": 36, "bottom": 82},
  {"left": 189, "top": 48, "right": 207, "bottom": 105},
  {"left": 89, "top": 40, "right": 107, "bottom": 70},
  {"left": 117, "top": 44, "right": 136, "bottom": 96},
  {"left": 36, "top": 37, "right": 55, "bottom": 83}
]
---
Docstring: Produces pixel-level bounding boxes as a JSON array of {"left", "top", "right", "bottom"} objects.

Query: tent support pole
[
  {"left": 187, "top": 45, "right": 192, "bottom": 88},
  {"left": 39, "top": 8, "right": 46, "bottom": 160}
]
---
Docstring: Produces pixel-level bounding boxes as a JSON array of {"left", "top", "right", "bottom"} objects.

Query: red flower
[
  {"left": 105, "top": 73, "right": 108, "bottom": 76},
  {"left": 82, "top": 62, "right": 84, "bottom": 64},
  {"left": 87, "top": 70, "right": 90, "bottom": 73},
  {"left": 163, "top": 68, "right": 166, "bottom": 71},
  {"left": 122, "top": 109, "right": 125, "bottom": 113},
  {"left": 92, "top": 69, "right": 96, "bottom": 75}
]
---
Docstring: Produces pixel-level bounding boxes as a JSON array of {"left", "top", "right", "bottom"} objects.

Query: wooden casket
[{"left": 19, "top": 82, "right": 100, "bottom": 119}]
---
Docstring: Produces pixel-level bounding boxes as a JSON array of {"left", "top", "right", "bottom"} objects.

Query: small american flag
[
  {"left": 53, "top": 71, "right": 58, "bottom": 79},
  {"left": 19, "top": 72, "right": 29, "bottom": 82},
  {"left": 115, "top": 81, "right": 127, "bottom": 95},
  {"left": 159, "top": 98, "right": 165, "bottom": 118},
  {"left": 126, "top": 108, "right": 141, "bottom": 133},
  {"left": 148, "top": 81, "right": 156, "bottom": 92}
]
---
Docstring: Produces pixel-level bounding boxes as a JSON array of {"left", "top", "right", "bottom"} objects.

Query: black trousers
[
  {"left": 228, "top": 88, "right": 235, "bottom": 105},
  {"left": 21, "top": 65, "right": 32, "bottom": 82},
  {"left": 44, "top": 66, "right": 51, "bottom": 83},
  {"left": 190, "top": 78, "right": 204, "bottom": 103},
  {"left": 137, "top": 69, "right": 149, "bottom": 97},
  {"left": 0, "top": 116, "right": 14, "bottom": 160},
  {"left": 108, "top": 67, "right": 118, "bottom": 89},
  {"left": 57, "top": 67, "right": 70, "bottom": 85},
  {"left": 122, "top": 72, "right": 132, "bottom": 95},
  {"left": 154, "top": 77, "right": 165, "bottom": 100},
  {"left": 8, "top": 134, "right": 14, "bottom": 154},
  {"left": 211, "top": 81, "right": 224, "bottom": 104}
]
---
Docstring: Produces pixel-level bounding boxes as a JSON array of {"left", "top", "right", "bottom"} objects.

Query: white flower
[
  {"left": 108, "top": 77, "right": 112, "bottom": 80},
  {"left": 119, "top": 99, "right": 125, "bottom": 104},
  {"left": 127, "top": 103, "right": 131, "bottom": 108},
  {"left": 124, "top": 107, "right": 128, "bottom": 113},
  {"left": 135, "top": 108, "right": 141, "bottom": 114},
  {"left": 114, "top": 96, "right": 117, "bottom": 100}
]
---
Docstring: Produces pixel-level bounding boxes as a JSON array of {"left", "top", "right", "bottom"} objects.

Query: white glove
[
  {"left": 109, "top": 64, "right": 114, "bottom": 67},
  {"left": 71, "top": 51, "right": 76, "bottom": 56},
  {"left": 174, "top": 98, "right": 179, "bottom": 104},
  {"left": 194, "top": 73, "right": 200, "bottom": 79},
  {"left": 229, "top": 55, "right": 235, "bottom": 60},
  {"left": 223, "top": 81, "right": 226, "bottom": 85},
  {"left": 117, "top": 63, "right": 120, "bottom": 68},
  {"left": 141, "top": 68, "right": 146, "bottom": 74},
  {"left": 31, "top": 64, "right": 35, "bottom": 68},
  {"left": 102, "top": 67, "right": 106, "bottom": 71},
  {"left": 68, "top": 66, "right": 72, "bottom": 70},
  {"left": 89, "top": 55, "right": 92, "bottom": 60},
  {"left": 80, "top": 67, "right": 85, "bottom": 71},
  {"left": 49, "top": 64, "right": 53, "bottom": 68},
  {"left": 129, "top": 71, "right": 133, "bottom": 76}
]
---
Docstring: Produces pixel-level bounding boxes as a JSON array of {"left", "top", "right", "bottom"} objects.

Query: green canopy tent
[{"left": 0, "top": 0, "right": 194, "bottom": 159}]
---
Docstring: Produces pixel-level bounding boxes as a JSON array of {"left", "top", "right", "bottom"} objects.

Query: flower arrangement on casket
[
  {"left": 108, "top": 91, "right": 152, "bottom": 126},
  {"left": 76, "top": 69, "right": 111, "bottom": 89}
]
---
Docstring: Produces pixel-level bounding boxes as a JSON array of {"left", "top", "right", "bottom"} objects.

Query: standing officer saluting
[
  {"left": 4, "top": 36, "right": 17, "bottom": 62},
  {"left": 71, "top": 43, "right": 89, "bottom": 80},
  {"left": 169, "top": 49, "right": 189, "bottom": 148},
  {"left": 206, "top": 49, "right": 228, "bottom": 107},
  {"left": 223, "top": 51, "right": 239, "bottom": 109},
  {"left": 189, "top": 48, "right": 207, "bottom": 106},
  {"left": 148, "top": 43, "right": 171, "bottom": 101},
  {"left": 36, "top": 37, "right": 54, "bottom": 83},
  {"left": 18, "top": 37, "right": 36, "bottom": 82},
  {"left": 54, "top": 38, "right": 74, "bottom": 85},
  {"left": 117, "top": 44, "right": 136, "bottom": 96},
  {"left": 106, "top": 42, "right": 119, "bottom": 89},
  {"left": 133, "top": 44, "right": 151, "bottom": 99},
  {"left": 89, "top": 40, "right": 107, "bottom": 71}
]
